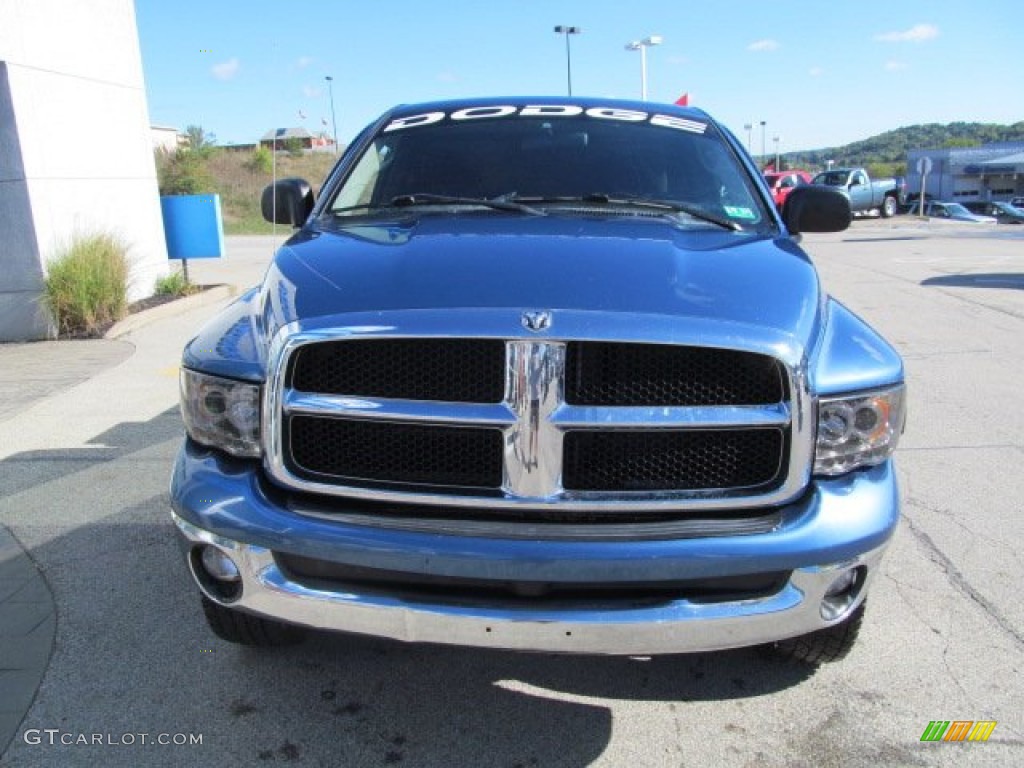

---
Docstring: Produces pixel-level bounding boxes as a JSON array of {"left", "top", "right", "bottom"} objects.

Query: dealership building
[{"left": 906, "top": 142, "right": 1024, "bottom": 203}]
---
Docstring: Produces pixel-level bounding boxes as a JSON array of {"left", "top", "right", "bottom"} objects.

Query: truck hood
[{"left": 263, "top": 215, "right": 821, "bottom": 340}]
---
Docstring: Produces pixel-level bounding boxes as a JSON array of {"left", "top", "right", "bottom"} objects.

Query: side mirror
[
  {"left": 782, "top": 185, "right": 851, "bottom": 234},
  {"left": 261, "top": 178, "right": 315, "bottom": 226}
]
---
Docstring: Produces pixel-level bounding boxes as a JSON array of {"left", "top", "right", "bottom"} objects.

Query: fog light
[
  {"left": 201, "top": 545, "right": 240, "bottom": 582},
  {"left": 821, "top": 566, "right": 864, "bottom": 621},
  {"left": 825, "top": 569, "right": 857, "bottom": 598}
]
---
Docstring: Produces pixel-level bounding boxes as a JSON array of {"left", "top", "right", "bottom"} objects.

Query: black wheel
[
  {"left": 201, "top": 596, "right": 305, "bottom": 646},
  {"left": 763, "top": 601, "right": 865, "bottom": 664},
  {"left": 881, "top": 195, "right": 897, "bottom": 218}
]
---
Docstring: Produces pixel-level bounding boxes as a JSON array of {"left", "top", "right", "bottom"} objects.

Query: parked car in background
[
  {"left": 902, "top": 192, "right": 934, "bottom": 215},
  {"left": 1010, "top": 197, "right": 1024, "bottom": 209},
  {"left": 922, "top": 201, "right": 997, "bottom": 223},
  {"left": 764, "top": 170, "right": 813, "bottom": 210},
  {"left": 962, "top": 201, "right": 1024, "bottom": 224},
  {"left": 811, "top": 168, "right": 902, "bottom": 218}
]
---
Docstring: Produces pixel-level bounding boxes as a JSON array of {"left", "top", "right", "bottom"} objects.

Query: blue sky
[{"left": 136, "top": 0, "right": 1023, "bottom": 153}]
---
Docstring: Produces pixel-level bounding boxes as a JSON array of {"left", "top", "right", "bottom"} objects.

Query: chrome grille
[{"left": 266, "top": 326, "right": 806, "bottom": 515}]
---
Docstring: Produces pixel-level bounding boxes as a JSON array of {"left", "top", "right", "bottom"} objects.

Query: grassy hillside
[
  {"left": 157, "top": 148, "right": 338, "bottom": 234},
  {"left": 207, "top": 150, "right": 338, "bottom": 234}
]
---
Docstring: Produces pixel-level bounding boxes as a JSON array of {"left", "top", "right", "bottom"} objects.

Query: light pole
[
  {"left": 325, "top": 75, "right": 338, "bottom": 155},
  {"left": 625, "top": 35, "right": 662, "bottom": 101},
  {"left": 759, "top": 120, "right": 766, "bottom": 167},
  {"left": 743, "top": 123, "right": 753, "bottom": 153},
  {"left": 553, "top": 26, "right": 581, "bottom": 96},
  {"left": 773, "top": 136, "right": 780, "bottom": 170}
]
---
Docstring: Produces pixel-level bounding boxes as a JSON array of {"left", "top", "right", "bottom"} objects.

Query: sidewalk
[{"left": 0, "top": 235, "right": 277, "bottom": 757}]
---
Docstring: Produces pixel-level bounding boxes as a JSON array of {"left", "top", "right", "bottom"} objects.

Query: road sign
[{"left": 916, "top": 156, "right": 933, "bottom": 176}]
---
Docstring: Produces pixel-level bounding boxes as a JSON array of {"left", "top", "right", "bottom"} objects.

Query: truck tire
[
  {"left": 762, "top": 601, "right": 865, "bottom": 664},
  {"left": 881, "top": 195, "right": 897, "bottom": 218},
  {"left": 201, "top": 595, "right": 305, "bottom": 646}
]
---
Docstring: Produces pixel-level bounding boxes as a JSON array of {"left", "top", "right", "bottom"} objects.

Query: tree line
[{"left": 778, "top": 121, "right": 1024, "bottom": 178}]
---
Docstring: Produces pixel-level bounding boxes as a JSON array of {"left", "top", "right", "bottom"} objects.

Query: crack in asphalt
[{"left": 901, "top": 503, "right": 1024, "bottom": 649}]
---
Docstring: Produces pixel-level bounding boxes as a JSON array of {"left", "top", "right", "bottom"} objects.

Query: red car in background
[{"left": 764, "top": 170, "right": 813, "bottom": 210}]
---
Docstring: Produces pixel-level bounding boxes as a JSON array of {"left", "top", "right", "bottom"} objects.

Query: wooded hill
[{"left": 779, "top": 121, "right": 1024, "bottom": 177}]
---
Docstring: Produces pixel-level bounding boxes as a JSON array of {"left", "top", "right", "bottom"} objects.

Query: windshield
[
  {"left": 325, "top": 106, "right": 769, "bottom": 229},
  {"left": 814, "top": 171, "right": 848, "bottom": 186}
]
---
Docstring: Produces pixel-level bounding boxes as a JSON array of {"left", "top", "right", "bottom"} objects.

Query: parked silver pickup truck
[{"left": 812, "top": 167, "right": 902, "bottom": 218}]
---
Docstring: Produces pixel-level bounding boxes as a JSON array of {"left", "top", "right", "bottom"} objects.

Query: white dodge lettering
[
  {"left": 382, "top": 111, "right": 446, "bottom": 132},
  {"left": 382, "top": 105, "right": 707, "bottom": 134},
  {"left": 451, "top": 106, "right": 518, "bottom": 120}
]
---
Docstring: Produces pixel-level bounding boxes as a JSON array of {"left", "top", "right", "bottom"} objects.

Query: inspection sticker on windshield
[{"left": 724, "top": 206, "right": 757, "bottom": 220}]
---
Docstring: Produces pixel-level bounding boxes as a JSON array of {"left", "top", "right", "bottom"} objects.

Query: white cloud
[
  {"left": 809, "top": 66, "right": 824, "bottom": 77},
  {"left": 211, "top": 57, "right": 240, "bottom": 80},
  {"left": 747, "top": 39, "right": 779, "bottom": 52},
  {"left": 436, "top": 71, "right": 459, "bottom": 83},
  {"left": 874, "top": 23, "right": 939, "bottom": 43},
  {"left": 296, "top": 56, "right": 313, "bottom": 69},
  {"left": 885, "top": 60, "right": 907, "bottom": 71},
  {"left": 302, "top": 85, "right": 323, "bottom": 98}
]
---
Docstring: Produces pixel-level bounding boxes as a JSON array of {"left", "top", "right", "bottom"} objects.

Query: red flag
[{"left": 675, "top": 92, "right": 689, "bottom": 106}]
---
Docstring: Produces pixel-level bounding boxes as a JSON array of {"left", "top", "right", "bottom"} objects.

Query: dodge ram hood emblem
[{"left": 522, "top": 310, "right": 552, "bottom": 333}]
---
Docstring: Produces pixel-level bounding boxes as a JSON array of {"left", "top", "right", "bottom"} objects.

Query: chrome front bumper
[
  {"left": 172, "top": 513, "right": 890, "bottom": 656},
  {"left": 171, "top": 438, "right": 898, "bottom": 655}
]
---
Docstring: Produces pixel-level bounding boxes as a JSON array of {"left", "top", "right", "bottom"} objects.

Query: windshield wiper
[
  {"left": 329, "top": 203, "right": 389, "bottom": 216},
  {"left": 512, "top": 193, "right": 743, "bottom": 231},
  {"left": 328, "top": 194, "right": 544, "bottom": 217},
  {"left": 389, "top": 193, "right": 545, "bottom": 216}
]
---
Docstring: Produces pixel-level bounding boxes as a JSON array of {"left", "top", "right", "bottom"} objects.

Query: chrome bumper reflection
[{"left": 174, "top": 511, "right": 887, "bottom": 655}]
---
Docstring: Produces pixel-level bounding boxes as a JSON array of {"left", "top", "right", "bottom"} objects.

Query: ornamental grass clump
[{"left": 44, "top": 233, "right": 129, "bottom": 337}]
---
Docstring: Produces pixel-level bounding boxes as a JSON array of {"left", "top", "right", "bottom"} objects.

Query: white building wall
[{"left": 0, "top": 0, "right": 168, "bottom": 340}]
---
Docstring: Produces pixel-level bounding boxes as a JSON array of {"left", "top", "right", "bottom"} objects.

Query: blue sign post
[{"left": 160, "top": 194, "right": 224, "bottom": 283}]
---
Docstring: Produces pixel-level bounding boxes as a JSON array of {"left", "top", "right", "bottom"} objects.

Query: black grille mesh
[
  {"left": 288, "top": 416, "right": 503, "bottom": 488},
  {"left": 563, "top": 429, "right": 784, "bottom": 492},
  {"left": 289, "top": 339, "right": 505, "bottom": 403},
  {"left": 566, "top": 342, "right": 784, "bottom": 406}
]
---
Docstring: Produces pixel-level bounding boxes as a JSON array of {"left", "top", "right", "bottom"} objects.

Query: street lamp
[
  {"left": 743, "top": 123, "right": 753, "bottom": 153},
  {"left": 325, "top": 75, "right": 338, "bottom": 155},
  {"left": 553, "top": 26, "right": 581, "bottom": 96},
  {"left": 625, "top": 35, "right": 662, "bottom": 101},
  {"left": 759, "top": 120, "right": 766, "bottom": 166}
]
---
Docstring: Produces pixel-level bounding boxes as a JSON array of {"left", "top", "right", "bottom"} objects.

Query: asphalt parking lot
[{"left": 1, "top": 221, "right": 1022, "bottom": 767}]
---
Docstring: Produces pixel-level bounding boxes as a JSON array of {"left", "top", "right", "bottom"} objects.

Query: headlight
[
  {"left": 814, "top": 385, "right": 905, "bottom": 476},
  {"left": 180, "top": 369, "right": 261, "bottom": 458}
]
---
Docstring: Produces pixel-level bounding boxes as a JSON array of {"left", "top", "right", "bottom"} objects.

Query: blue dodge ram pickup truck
[{"left": 171, "top": 98, "right": 905, "bottom": 664}]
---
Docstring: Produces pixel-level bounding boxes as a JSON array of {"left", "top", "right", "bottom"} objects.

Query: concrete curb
[{"left": 104, "top": 284, "right": 236, "bottom": 340}]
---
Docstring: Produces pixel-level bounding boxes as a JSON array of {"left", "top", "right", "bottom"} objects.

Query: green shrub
[
  {"left": 283, "top": 137, "right": 305, "bottom": 158},
  {"left": 44, "top": 233, "right": 130, "bottom": 337},
  {"left": 244, "top": 146, "right": 273, "bottom": 175},
  {"left": 154, "top": 269, "right": 196, "bottom": 297},
  {"left": 157, "top": 147, "right": 214, "bottom": 195}
]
